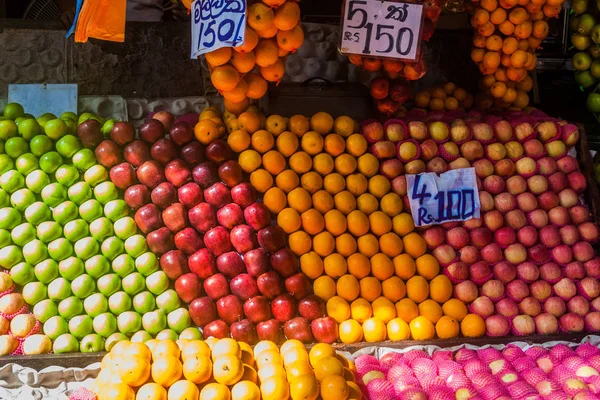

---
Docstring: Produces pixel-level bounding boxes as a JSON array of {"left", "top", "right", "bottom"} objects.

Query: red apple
[
  {"left": 146, "top": 227, "right": 174, "bottom": 255},
  {"left": 271, "top": 293, "right": 297, "bottom": 322},
  {"left": 174, "top": 228, "right": 204, "bottom": 255},
  {"left": 216, "top": 252, "right": 246, "bottom": 279},
  {"left": 203, "top": 319, "right": 229, "bottom": 338},
  {"left": 204, "top": 226, "right": 233, "bottom": 256},
  {"left": 285, "top": 273, "right": 312, "bottom": 300},
  {"left": 244, "top": 202, "right": 271, "bottom": 231},
  {"left": 230, "top": 225, "right": 258, "bottom": 254},
  {"left": 270, "top": 249, "right": 299, "bottom": 278},
  {"left": 230, "top": 319, "right": 257, "bottom": 344},
  {"left": 283, "top": 317, "right": 314, "bottom": 343},
  {"left": 165, "top": 159, "right": 192, "bottom": 187},
  {"left": 188, "top": 296, "right": 217, "bottom": 327},
  {"left": 95, "top": 140, "right": 122, "bottom": 168},
  {"left": 181, "top": 142, "right": 206, "bottom": 167},
  {"left": 110, "top": 162, "right": 137, "bottom": 189},
  {"left": 217, "top": 203, "right": 244, "bottom": 229},
  {"left": 218, "top": 161, "right": 243, "bottom": 187},
  {"left": 205, "top": 140, "right": 232, "bottom": 164},
  {"left": 311, "top": 316, "right": 339, "bottom": 344},
  {"left": 162, "top": 203, "right": 188, "bottom": 232},
  {"left": 298, "top": 295, "right": 325, "bottom": 321},
  {"left": 243, "top": 296, "right": 272, "bottom": 323},
  {"left": 216, "top": 294, "right": 244, "bottom": 325},
  {"left": 175, "top": 273, "right": 202, "bottom": 303},
  {"left": 151, "top": 182, "right": 178, "bottom": 209},
  {"left": 159, "top": 250, "right": 189, "bottom": 280},
  {"left": 77, "top": 120, "right": 103, "bottom": 148},
  {"left": 188, "top": 203, "right": 217, "bottom": 233},
  {"left": 192, "top": 162, "right": 218, "bottom": 189},
  {"left": 110, "top": 121, "right": 136, "bottom": 146},
  {"left": 256, "top": 319, "right": 283, "bottom": 343},
  {"left": 124, "top": 140, "right": 151, "bottom": 167},
  {"left": 137, "top": 160, "right": 165, "bottom": 189},
  {"left": 139, "top": 119, "right": 165, "bottom": 144},
  {"left": 124, "top": 184, "right": 150, "bottom": 209},
  {"left": 257, "top": 271, "right": 285, "bottom": 300},
  {"left": 151, "top": 138, "right": 178, "bottom": 165},
  {"left": 231, "top": 183, "right": 257, "bottom": 209},
  {"left": 230, "top": 274, "right": 260, "bottom": 301},
  {"left": 152, "top": 111, "right": 175, "bottom": 131},
  {"left": 134, "top": 204, "right": 163, "bottom": 234},
  {"left": 244, "top": 249, "right": 270, "bottom": 277},
  {"left": 188, "top": 248, "right": 216, "bottom": 278},
  {"left": 203, "top": 273, "right": 230, "bottom": 300},
  {"left": 258, "top": 226, "right": 286, "bottom": 253},
  {"left": 178, "top": 183, "right": 203, "bottom": 209},
  {"left": 169, "top": 122, "right": 194, "bottom": 146},
  {"left": 204, "top": 183, "right": 232, "bottom": 209}
]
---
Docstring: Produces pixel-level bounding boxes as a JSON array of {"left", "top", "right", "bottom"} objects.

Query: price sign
[
  {"left": 407, "top": 168, "right": 481, "bottom": 227},
  {"left": 191, "top": 0, "right": 246, "bottom": 59},
  {"left": 340, "top": 0, "right": 424, "bottom": 61}
]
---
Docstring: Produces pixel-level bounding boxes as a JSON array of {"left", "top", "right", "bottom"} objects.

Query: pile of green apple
[
  {"left": 570, "top": 10, "right": 600, "bottom": 90},
  {"left": 0, "top": 103, "right": 198, "bottom": 354}
]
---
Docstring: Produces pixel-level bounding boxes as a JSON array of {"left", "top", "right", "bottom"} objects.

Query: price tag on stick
[
  {"left": 407, "top": 168, "right": 481, "bottom": 227},
  {"left": 191, "top": 0, "right": 246, "bottom": 58},
  {"left": 340, "top": 0, "right": 424, "bottom": 61}
]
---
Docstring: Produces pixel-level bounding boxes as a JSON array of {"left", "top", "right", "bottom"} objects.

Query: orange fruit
[
  {"left": 310, "top": 112, "right": 334, "bottom": 134},
  {"left": 313, "top": 153, "right": 335, "bottom": 176},
  {"left": 264, "top": 187, "right": 287, "bottom": 214},
  {"left": 238, "top": 111, "right": 261, "bottom": 133},
  {"left": 301, "top": 208, "right": 325, "bottom": 235},
  {"left": 382, "top": 276, "right": 406, "bottom": 302},
  {"left": 256, "top": 349, "right": 283, "bottom": 370},
  {"left": 309, "top": 343, "right": 335, "bottom": 367},
  {"left": 442, "top": 299, "right": 468, "bottom": 321},
  {"left": 313, "top": 190, "right": 334, "bottom": 214},
  {"left": 499, "top": 20, "right": 515, "bottom": 35},
  {"left": 347, "top": 253, "right": 370, "bottom": 279},
  {"left": 314, "top": 275, "right": 336, "bottom": 300},
  {"left": 345, "top": 134, "right": 367, "bottom": 157},
  {"left": 323, "top": 173, "right": 346, "bottom": 195},
  {"left": 402, "top": 232, "right": 427, "bottom": 258},
  {"left": 418, "top": 299, "right": 443, "bottom": 324},
  {"left": 429, "top": 275, "right": 452, "bottom": 303},
  {"left": 289, "top": 151, "right": 313, "bottom": 174},
  {"left": 238, "top": 149, "right": 262, "bottom": 173},
  {"left": 236, "top": 28, "right": 259, "bottom": 53},
  {"left": 212, "top": 338, "right": 241, "bottom": 359},
  {"left": 321, "top": 375, "right": 349, "bottom": 400},
  {"left": 406, "top": 276, "right": 429, "bottom": 303},
  {"left": 213, "top": 355, "right": 244, "bottom": 385},
  {"left": 393, "top": 253, "right": 416, "bottom": 280},
  {"left": 231, "top": 381, "right": 260, "bottom": 400},
  {"left": 151, "top": 340, "right": 180, "bottom": 360},
  {"left": 248, "top": 3, "right": 275, "bottom": 31},
  {"left": 409, "top": 316, "right": 435, "bottom": 340},
  {"left": 227, "top": 129, "right": 251, "bottom": 153},
  {"left": 254, "top": 39, "right": 279, "bottom": 68},
  {"left": 357, "top": 154, "right": 379, "bottom": 177},
  {"left": 436, "top": 316, "right": 460, "bottom": 339},
  {"left": 262, "top": 150, "right": 286, "bottom": 175},
  {"left": 324, "top": 134, "right": 346, "bottom": 156},
  {"left": 251, "top": 129, "right": 274, "bottom": 153},
  {"left": 182, "top": 355, "right": 212, "bottom": 384},
  {"left": 387, "top": 317, "right": 411, "bottom": 340},
  {"left": 367, "top": 175, "right": 390, "bottom": 198},
  {"left": 370, "top": 253, "right": 394, "bottom": 280},
  {"left": 152, "top": 355, "right": 183, "bottom": 387},
  {"left": 136, "top": 383, "right": 167, "bottom": 400},
  {"left": 313, "top": 231, "right": 335, "bottom": 256},
  {"left": 485, "top": 35, "right": 503, "bottom": 51},
  {"left": 461, "top": 314, "right": 486, "bottom": 337},
  {"left": 379, "top": 232, "right": 403, "bottom": 258},
  {"left": 379, "top": 193, "right": 403, "bottom": 216},
  {"left": 333, "top": 116, "right": 356, "bottom": 137},
  {"left": 254, "top": 341, "right": 279, "bottom": 358},
  {"left": 324, "top": 253, "right": 348, "bottom": 278},
  {"left": 257, "top": 363, "right": 286, "bottom": 383},
  {"left": 395, "top": 298, "right": 419, "bottom": 323},
  {"left": 346, "top": 174, "right": 368, "bottom": 197},
  {"left": 356, "top": 193, "right": 379, "bottom": 215},
  {"left": 347, "top": 382, "right": 362, "bottom": 400},
  {"left": 287, "top": 187, "right": 312, "bottom": 212},
  {"left": 301, "top": 171, "right": 324, "bottom": 193},
  {"left": 250, "top": 169, "right": 273, "bottom": 193},
  {"left": 337, "top": 274, "right": 360, "bottom": 301},
  {"left": 261, "top": 376, "right": 290, "bottom": 400},
  {"left": 339, "top": 319, "right": 363, "bottom": 344},
  {"left": 124, "top": 342, "right": 151, "bottom": 361},
  {"left": 224, "top": 97, "right": 250, "bottom": 115},
  {"left": 346, "top": 210, "right": 369, "bottom": 236},
  {"left": 276, "top": 169, "right": 300, "bottom": 193},
  {"left": 313, "top": 356, "right": 344, "bottom": 381},
  {"left": 333, "top": 191, "right": 356, "bottom": 215},
  {"left": 245, "top": 73, "right": 268, "bottom": 100},
  {"left": 301, "top": 131, "right": 324, "bottom": 155},
  {"left": 206, "top": 47, "right": 232, "bottom": 67},
  {"left": 301, "top": 252, "right": 324, "bottom": 279},
  {"left": 351, "top": 298, "right": 373, "bottom": 323},
  {"left": 117, "top": 356, "right": 150, "bottom": 387},
  {"left": 289, "top": 230, "right": 312, "bottom": 256},
  {"left": 278, "top": 207, "right": 301, "bottom": 233},
  {"left": 372, "top": 296, "right": 397, "bottom": 323},
  {"left": 211, "top": 65, "right": 240, "bottom": 92},
  {"left": 231, "top": 51, "right": 256, "bottom": 73},
  {"left": 282, "top": 346, "right": 309, "bottom": 367},
  {"left": 257, "top": 23, "right": 279, "bottom": 39},
  {"left": 360, "top": 277, "right": 382, "bottom": 302},
  {"left": 357, "top": 234, "right": 379, "bottom": 258},
  {"left": 362, "top": 317, "right": 387, "bottom": 342},
  {"left": 336, "top": 233, "right": 357, "bottom": 257},
  {"left": 369, "top": 211, "right": 392, "bottom": 236},
  {"left": 277, "top": 24, "right": 305, "bottom": 51},
  {"left": 200, "top": 383, "right": 230, "bottom": 400},
  {"left": 260, "top": 59, "right": 286, "bottom": 82},
  {"left": 415, "top": 254, "right": 440, "bottom": 280},
  {"left": 274, "top": 2, "right": 301, "bottom": 31},
  {"left": 98, "top": 383, "right": 135, "bottom": 400},
  {"left": 327, "top": 295, "right": 351, "bottom": 324},
  {"left": 288, "top": 115, "right": 310, "bottom": 136},
  {"left": 276, "top": 131, "right": 299, "bottom": 156},
  {"left": 335, "top": 154, "right": 358, "bottom": 176},
  {"left": 289, "top": 375, "right": 319, "bottom": 400},
  {"left": 168, "top": 380, "right": 200, "bottom": 400},
  {"left": 194, "top": 119, "right": 221, "bottom": 144}
]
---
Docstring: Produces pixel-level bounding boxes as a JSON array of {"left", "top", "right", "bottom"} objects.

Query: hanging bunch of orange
[
  {"left": 90, "top": 338, "right": 361, "bottom": 400},
  {"left": 231, "top": 110, "right": 465, "bottom": 343},
  {"left": 203, "top": 0, "right": 305, "bottom": 115},
  {"left": 414, "top": 82, "right": 475, "bottom": 111},
  {"left": 470, "top": 0, "right": 558, "bottom": 109}
]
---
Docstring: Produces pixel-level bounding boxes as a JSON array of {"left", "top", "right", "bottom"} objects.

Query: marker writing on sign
[{"left": 193, "top": 0, "right": 245, "bottom": 52}]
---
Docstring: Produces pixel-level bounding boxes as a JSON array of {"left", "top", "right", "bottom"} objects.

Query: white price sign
[
  {"left": 191, "top": 0, "right": 246, "bottom": 59},
  {"left": 407, "top": 168, "right": 481, "bottom": 227},
  {"left": 340, "top": 0, "right": 424, "bottom": 61}
]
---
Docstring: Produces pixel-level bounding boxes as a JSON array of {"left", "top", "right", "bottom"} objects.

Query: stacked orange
[
  {"left": 90, "top": 338, "right": 360, "bottom": 400},
  {"left": 204, "top": 0, "right": 305, "bottom": 115},
  {"left": 414, "top": 82, "right": 475, "bottom": 111},
  {"left": 231, "top": 110, "right": 465, "bottom": 343},
  {"left": 470, "top": 0, "right": 559, "bottom": 109}
]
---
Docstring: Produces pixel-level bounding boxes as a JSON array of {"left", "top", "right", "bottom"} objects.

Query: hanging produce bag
[{"left": 73, "top": 0, "right": 127, "bottom": 43}]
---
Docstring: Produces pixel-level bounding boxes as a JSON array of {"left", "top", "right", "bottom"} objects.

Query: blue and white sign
[
  {"left": 191, "top": 0, "right": 246, "bottom": 59},
  {"left": 407, "top": 168, "right": 480, "bottom": 227}
]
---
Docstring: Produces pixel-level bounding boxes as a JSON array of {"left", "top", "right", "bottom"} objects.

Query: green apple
[
  {"left": 22, "top": 239, "right": 48, "bottom": 265},
  {"left": 5, "top": 137, "right": 29, "bottom": 158},
  {"left": 0, "top": 245, "right": 23, "bottom": 268},
  {"left": 24, "top": 201, "right": 51, "bottom": 224},
  {"left": 55, "top": 135, "right": 81, "bottom": 158},
  {"left": 105, "top": 332, "right": 128, "bottom": 351},
  {"left": 142, "top": 310, "right": 167, "bottom": 336},
  {"left": 63, "top": 219, "right": 89, "bottom": 242},
  {"left": 133, "top": 291, "right": 156, "bottom": 314},
  {"left": 94, "top": 181, "right": 119, "bottom": 205},
  {"left": 84, "top": 293, "right": 108, "bottom": 318},
  {"left": 44, "top": 119, "right": 68, "bottom": 140},
  {"left": 47, "top": 277, "right": 72, "bottom": 301},
  {"left": 118, "top": 311, "right": 142, "bottom": 335},
  {"left": 11, "top": 222, "right": 36, "bottom": 246},
  {"left": 0, "top": 120, "right": 17, "bottom": 140},
  {"left": 58, "top": 257, "right": 84, "bottom": 281},
  {"left": 53, "top": 333, "right": 79, "bottom": 353},
  {"left": 58, "top": 296, "right": 84, "bottom": 319},
  {"left": 84, "top": 165, "right": 108, "bottom": 187},
  {"left": 97, "top": 273, "right": 121, "bottom": 297},
  {"left": 68, "top": 181, "right": 92, "bottom": 205},
  {"left": 17, "top": 119, "right": 41, "bottom": 140},
  {"left": 113, "top": 217, "right": 137, "bottom": 240},
  {"left": 0, "top": 188, "right": 8, "bottom": 207},
  {"left": 89, "top": 217, "right": 113, "bottom": 242},
  {"left": 146, "top": 271, "right": 169, "bottom": 295},
  {"left": 72, "top": 149, "right": 96, "bottom": 171},
  {"left": 167, "top": 308, "right": 192, "bottom": 334},
  {"left": 125, "top": 234, "right": 148, "bottom": 258},
  {"left": 78, "top": 112, "right": 103, "bottom": 125},
  {"left": 64, "top": 119, "right": 77, "bottom": 136},
  {"left": 39, "top": 151, "right": 63, "bottom": 174},
  {"left": 22, "top": 281, "right": 48, "bottom": 304},
  {"left": 10, "top": 188, "right": 36, "bottom": 211},
  {"left": 55, "top": 165, "right": 79, "bottom": 187},
  {"left": 25, "top": 170, "right": 50, "bottom": 194},
  {"left": 47, "top": 238, "right": 73, "bottom": 261},
  {"left": 0, "top": 229, "right": 12, "bottom": 248},
  {"left": 112, "top": 254, "right": 135, "bottom": 277},
  {"left": 104, "top": 200, "right": 129, "bottom": 222},
  {"left": 15, "top": 153, "right": 39, "bottom": 175},
  {"left": 37, "top": 113, "right": 57, "bottom": 128},
  {"left": 36, "top": 221, "right": 63, "bottom": 243},
  {"left": 179, "top": 327, "right": 203, "bottom": 340},
  {"left": 0, "top": 207, "right": 22, "bottom": 229},
  {"left": 3, "top": 103, "right": 24, "bottom": 120},
  {"left": 34, "top": 259, "right": 59, "bottom": 284},
  {"left": 131, "top": 330, "right": 152, "bottom": 343},
  {"left": 11, "top": 262, "right": 35, "bottom": 285},
  {"left": 101, "top": 236, "right": 124, "bottom": 261},
  {"left": 156, "top": 289, "right": 181, "bottom": 313},
  {"left": 29, "top": 135, "right": 53, "bottom": 156},
  {"left": 0, "top": 156, "right": 13, "bottom": 175},
  {"left": 74, "top": 236, "right": 99, "bottom": 260},
  {"left": 135, "top": 252, "right": 159, "bottom": 277},
  {"left": 85, "top": 254, "right": 110, "bottom": 278},
  {"left": 0, "top": 170, "right": 25, "bottom": 193},
  {"left": 108, "top": 291, "right": 132, "bottom": 315},
  {"left": 102, "top": 119, "right": 115, "bottom": 137},
  {"left": 122, "top": 272, "right": 145, "bottom": 296},
  {"left": 93, "top": 312, "right": 117, "bottom": 338},
  {"left": 44, "top": 316, "right": 69, "bottom": 340},
  {"left": 60, "top": 112, "right": 77, "bottom": 122},
  {"left": 156, "top": 329, "right": 178, "bottom": 341},
  {"left": 33, "top": 299, "right": 58, "bottom": 323},
  {"left": 68, "top": 315, "right": 93, "bottom": 339},
  {"left": 80, "top": 333, "right": 104, "bottom": 353},
  {"left": 79, "top": 199, "right": 103, "bottom": 222},
  {"left": 52, "top": 201, "right": 78, "bottom": 225},
  {"left": 71, "top": 274, "right": 96, "bottom": 298},
  {"left": 41, "top": 183, "right": 67, "bottom": 207}
]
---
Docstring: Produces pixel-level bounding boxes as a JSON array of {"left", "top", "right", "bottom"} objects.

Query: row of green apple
[
  {"left": 0, "top": 103, "right": 196, "bottom": 353},
  {"left": 570, "top": 12, "right": 600, "bottom": 93}
]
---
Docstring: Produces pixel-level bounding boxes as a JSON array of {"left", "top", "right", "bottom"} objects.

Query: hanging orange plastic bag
[{"left": 74, "top": 0, "right": 126, "bottom": 43}]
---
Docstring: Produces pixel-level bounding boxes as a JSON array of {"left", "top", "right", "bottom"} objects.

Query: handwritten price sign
[
  {"left": 407, "top": 168, "right": 481, "bottom": 227},
  {"left": 191, "top": 0, "right": 246, "bottom": 58},
  {"left": 340, "top": 0, "right": 424, "bottom": 61}
]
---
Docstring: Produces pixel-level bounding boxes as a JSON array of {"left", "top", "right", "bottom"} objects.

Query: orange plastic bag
[{"left": 75, "top": 0, "right": 126, "bottom": 43}]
